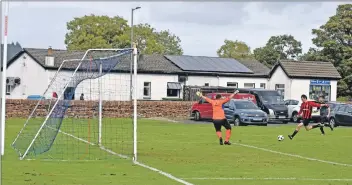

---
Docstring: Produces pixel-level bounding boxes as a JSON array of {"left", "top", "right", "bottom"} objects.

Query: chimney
[
  {"left": 45, "top": 46, "right": 54, "bottom": 66},
  {"left": 47, "top": 46, "right": 53, "bottom": 56}
]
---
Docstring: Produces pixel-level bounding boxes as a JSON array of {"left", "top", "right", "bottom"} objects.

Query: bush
[{"left": 336, "top": 96, "right": 351, "bottom": 102}]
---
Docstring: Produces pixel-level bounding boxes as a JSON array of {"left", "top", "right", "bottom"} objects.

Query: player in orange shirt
[{"left": 196, "top": 90, "right": 239, "bottom": 145}]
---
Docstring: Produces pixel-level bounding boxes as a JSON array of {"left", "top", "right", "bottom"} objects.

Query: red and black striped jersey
[{"left": 298, "top": 101, "right": 323, "bottom": 119}]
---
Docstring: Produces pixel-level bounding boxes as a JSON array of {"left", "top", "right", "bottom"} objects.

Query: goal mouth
[{"left": 11, "top": 48, "right": 136, "bottom": 160}]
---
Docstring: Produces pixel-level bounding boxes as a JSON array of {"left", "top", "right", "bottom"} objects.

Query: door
[
  {"left": 198, "top": 95, "right": 213, "bottom": 119},
  {"left": 335, "top": 105, "right": 346, "bottom": 125},
  {"left": 286, "top": 100, "right": 299, "bottom": 118},
  {"left": 224, "top": 101, "right": 235, "bottom": 122},
  {"left": 342, "top": 105, "right": 352, "bottom": 126}
]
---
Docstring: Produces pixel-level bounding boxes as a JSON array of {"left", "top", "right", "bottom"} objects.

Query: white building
[
  {"left": 268, "top": 61, "right": 341, "bottom": 101},
  {"left": 1, "top": 47, "right": 341, "bottom": 102}
]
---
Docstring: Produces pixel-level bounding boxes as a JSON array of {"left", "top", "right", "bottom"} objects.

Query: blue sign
[{"left": 310, "top": 80, "right": 330, "bottom": 85}]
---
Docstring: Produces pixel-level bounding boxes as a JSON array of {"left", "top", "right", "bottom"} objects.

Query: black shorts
[
  {"left": 213, "top": 119, "right": 231, "bottom": 131},
  {"left": 318, "top": 115, "right": 328, "bottom": 123},
  {"left": 302, "top": 119, "right": 310, "bottom": 126}
]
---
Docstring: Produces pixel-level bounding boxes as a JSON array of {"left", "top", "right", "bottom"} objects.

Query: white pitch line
[
  {"left": 47, "top": 126, "right": 191, "bottom": 185},
  {"left": 182, "top": 177, "right": 352, "bottom": 181},
  {"left": 134, "top": 161, "right": 194, "bottom": 185},
  {"left": 45, "top": 125, "right": 129, "bottom": 159},
  {"left": 233, "top": 142, "right": 352, "bottom": 167}
]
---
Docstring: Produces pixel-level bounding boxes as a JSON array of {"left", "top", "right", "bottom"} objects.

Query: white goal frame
[{"left": 12, "top": 46, "right": 138, "bottom": 161}]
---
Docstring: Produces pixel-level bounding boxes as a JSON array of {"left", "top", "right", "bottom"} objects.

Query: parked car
[
  {"left": 327, "top": 101, "right": 344, "bottom": 120},
  {"left": 27, "top": 95, "right": 46, "bottom": 100},
  {"left": 190, "top": 93, "right": 256, "bottom": 121},
  {"left": 238, "top": 88, "right": 289, "bottom": 123},
  {"left": 329, "top": 103, "right": 352, "bottom": 127},
  {"left": 223, "top": 99, "right": 268, "bottom": 126},
  {"left": 285, "top": 99, "right": 321, "bottom": 123}
]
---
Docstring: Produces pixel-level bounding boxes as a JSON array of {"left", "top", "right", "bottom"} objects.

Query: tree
[
  {"left": 253, "top": 45, "right": 280, "bottom": 67},
  {"left": 253, "top": 34, "right": 303, "bottom": 67},
  {"left": 65, "top": 14, "right": 130, "bottom": 51},
  {"left": 310, "top": 4, "right": 352, "bottom": 97},
  {"left": 216, "top": 40, "right": 254, "bottom": 60},
  {"left": 266, "top": 35, "right": 302, "bottom": 60},
  {"left": 64, "top": 15, "right": 183, "bottom": 55}
]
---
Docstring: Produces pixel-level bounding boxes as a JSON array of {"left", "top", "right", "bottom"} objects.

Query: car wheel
[
  {"left": 283, "top": 121, "right": 288, "bottom": 124},
  {"left": 234, "top": 116, "right": 241, "bottom": 126},
  {"left": 194, "top": 111, "right": 201, "bottom": 121},
  {"left": 292, "top": 112, "right": 299, "bottom": 123},
  {"left": 329, "top": 118, "right": 336, "bottom": 128}
]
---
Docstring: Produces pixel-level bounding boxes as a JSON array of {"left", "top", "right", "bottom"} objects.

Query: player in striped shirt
[{"left": 288, "top": 94, "right": 329, "bottom": 140}]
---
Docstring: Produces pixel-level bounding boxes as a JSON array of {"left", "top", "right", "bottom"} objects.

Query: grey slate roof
[
  {"left": 270, "top": 60, "right": 341, "bottom": 79},
  {"left": 24, "top": 48, "right": 182, "bottom": 74},
  {"left": 9, "top": 48, "right": 270, "bottom": 77},
  {"left": 0, "top": 42, "right": 23, "bottom": 66},
  {"left": 236, "top": 59, "right": 270, "bottom": 76}
]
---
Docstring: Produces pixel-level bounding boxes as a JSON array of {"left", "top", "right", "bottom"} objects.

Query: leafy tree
[
  {"left": 65, "top": 14, "right": 129, "bottom": 50},
  {"left": 253, "top": 45, "right": 280, "bottom": 67},
  {"left": 65, "top": 15, "right": 183, "bottom": 55},
  {"left": 310, "top": 4, "right": 352, "bottom": 97},
  {"left": 253, "top": 34, "right": 303, "bottom": 67},
  {"left": 216, "top": 40, "right": 254, "bottom": 60},
  {"left": 266, "top": 35, "right": 302, "bottom": 60}
]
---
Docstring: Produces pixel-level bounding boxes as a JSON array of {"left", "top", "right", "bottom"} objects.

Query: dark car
[
  {"left": 329, "top": 103, "right": 352, "bottom": 127},
  {"left": 223, "top": 99, "right": 268, "bottom": 126},
  {"left": 238, "top": 88, "right": 289, "bottom": 124}
]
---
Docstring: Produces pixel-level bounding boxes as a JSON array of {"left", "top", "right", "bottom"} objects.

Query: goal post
[{"left": 11, "top": 47, "right": 137, "bottom": 161}]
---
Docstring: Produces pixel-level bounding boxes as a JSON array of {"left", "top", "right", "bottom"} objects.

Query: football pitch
[{"left": 2, "top": 118, "right": 352, "bottom": 185}]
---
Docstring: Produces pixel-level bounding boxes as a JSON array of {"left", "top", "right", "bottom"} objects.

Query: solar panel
[{"left": 164, "top": 55, "right": 253, "bottom": 73}]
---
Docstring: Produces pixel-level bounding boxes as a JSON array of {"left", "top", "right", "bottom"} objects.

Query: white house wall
[
  {"left": 187, "top": 76, "right": 268, "bottom": 88},
  {"left": 290, "top": 79, "right": 337, "bottom": 101},
  {"left": 0, "top": 53, "right": 48, "bottom": 99},
  {"left": 268, "top": 66, "right": 290, "bottom": 99},
  {"left": 47, "top": 70, "right": 179, "bottom": 101}
]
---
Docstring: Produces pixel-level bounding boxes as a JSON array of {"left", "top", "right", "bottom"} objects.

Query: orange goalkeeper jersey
[{"left": 204, "top": 97, "right": 231, "bottom": 120}]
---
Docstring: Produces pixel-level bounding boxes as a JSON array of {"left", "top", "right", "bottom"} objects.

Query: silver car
[{"left": 223, "top": 99, "right": 268, "bottom": 126}]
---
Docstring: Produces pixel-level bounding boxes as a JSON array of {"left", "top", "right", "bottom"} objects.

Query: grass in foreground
[{"left": 3, "top": 118, "right": 352, "bottom": 185}]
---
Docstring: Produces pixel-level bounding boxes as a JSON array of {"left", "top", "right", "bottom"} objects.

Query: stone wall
[{"left": 5, "top": 99, "right": 195, "bottom": 118}]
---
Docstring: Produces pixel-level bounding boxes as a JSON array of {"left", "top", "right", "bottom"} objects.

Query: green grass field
[{"left": 2, "top": 118, "right": 352, "bottom": 185}]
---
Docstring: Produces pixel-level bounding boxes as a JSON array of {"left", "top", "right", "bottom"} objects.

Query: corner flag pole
[{"left": 1, "top": 1, "right": 9, "bottom": 156}]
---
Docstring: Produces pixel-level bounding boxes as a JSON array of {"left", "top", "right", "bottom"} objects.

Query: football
[{"left": 277, "top": 135, "right": 284, "bottom": 141}]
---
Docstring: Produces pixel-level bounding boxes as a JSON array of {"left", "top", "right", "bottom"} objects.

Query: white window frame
[
  {"left": 143, "top": 82, "right": 151, "bottom": 99},
  {"left": 260, "top": 83, "right": 266, "bottom": 89},
  {"left": 275, "top": 84, "right": 285, "bottom": 99},
  {"left": 227, "top": 82, "right": 238, "bottom": 88},
  {"left": 6, "top": 85, "right": 11, "bottom": 95},
  {"left": 244, "top": 83, "right": 255, "bottom": 88}
]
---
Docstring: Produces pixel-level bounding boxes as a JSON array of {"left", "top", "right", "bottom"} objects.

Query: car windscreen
[
  {"left": 234, "top": 101, "right": 258, "bottom": 109},
  {"left": 255, "top": 91, "right": 284, "bottom": 105}
]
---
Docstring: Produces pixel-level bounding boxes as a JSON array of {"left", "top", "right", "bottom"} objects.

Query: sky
[{"left": 1, "top": 1, "right": 347, "bottom": 57}]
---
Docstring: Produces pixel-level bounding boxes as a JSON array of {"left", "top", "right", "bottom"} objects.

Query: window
[
  {"left": 260, "top": 83, "right": 266, "bottom": 89},
  {"left": 143, "top": 82, "right": 151, "bottom": 98},
  {"left": 345, "top": 106, "right": 352, "bottom": 113},
  {"left": 275, "top": 84, "right": 285, "bottom": 99},
  {"left": 227, "top": 82, "right": 238, "bottom": 87},
  {"left": 309, "top": 85, "right": 331, "bottom": 101},
  {"left": 291, "top": 100, "right": 299, "bottom": 105},
  {"left": 337, "top": 105, "right": 346, "bottom": 112},
  {"left": 204, "top": 83, "right": 209, "bottom": 87},
  {"left": 167, "top": 82, "right": 181, "bottom": 97},
  {"left": 6, "top": 85, "right": 11, "bottom": 95},
  {"left": 244, "top": 83, "right": 255, "bottom": 88}
]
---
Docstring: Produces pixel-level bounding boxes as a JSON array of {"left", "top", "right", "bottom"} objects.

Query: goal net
[{"left": 11, "top": 48, "right": 136, "bottom": 160}]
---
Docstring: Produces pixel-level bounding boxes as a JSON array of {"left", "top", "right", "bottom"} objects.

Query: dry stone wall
[{"left": 5, "top": 99, "right": 195, "bottom": 119}]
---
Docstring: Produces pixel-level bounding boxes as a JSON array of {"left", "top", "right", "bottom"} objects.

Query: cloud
[
  {"left": 3, "top": 2, "right": 348, "bottom": 57},
  {"left": 149, "top": 2, "right": 248, "bottom": 26}
]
